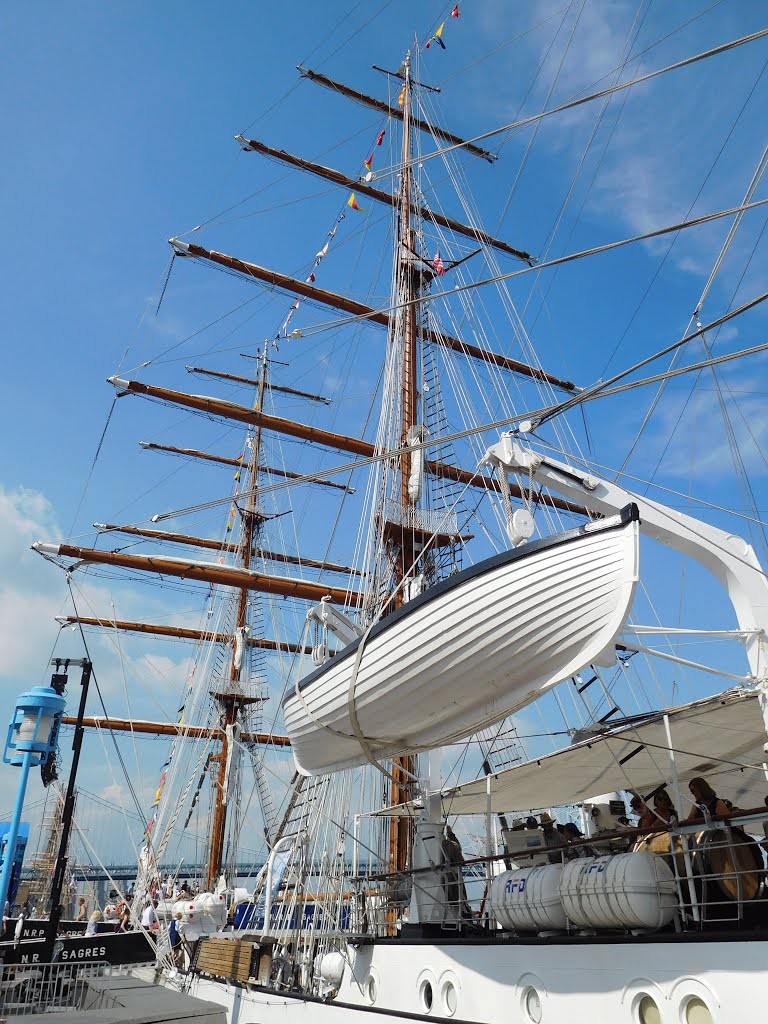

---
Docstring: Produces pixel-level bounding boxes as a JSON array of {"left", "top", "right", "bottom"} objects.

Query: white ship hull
[
  {"left": 284, "top": 506, "right": 639, "bottom": 775},
  {"left": 177, "top": 935, "right": 766, "bottom": 1023}
]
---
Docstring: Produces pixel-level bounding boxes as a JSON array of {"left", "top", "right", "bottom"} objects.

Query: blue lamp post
[{"left": 0, "top": 686, "right": 65, "bottom": 914}]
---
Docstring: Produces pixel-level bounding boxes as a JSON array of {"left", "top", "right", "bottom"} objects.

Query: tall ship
[{"left": 24, "top": 6, "right": 768, "bottom": 1023}]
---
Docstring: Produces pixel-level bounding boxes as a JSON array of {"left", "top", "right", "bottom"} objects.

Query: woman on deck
[{"left": 686, "top": 777, "right": 733, "bottom": 821}]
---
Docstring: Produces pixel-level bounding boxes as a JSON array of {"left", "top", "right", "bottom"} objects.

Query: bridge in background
[{"left": 21, "top": 862, "right": 263, "bottom": 884}]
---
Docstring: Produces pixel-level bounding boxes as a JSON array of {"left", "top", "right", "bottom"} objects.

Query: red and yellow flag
[{"left": 347, "top": 193, "right": 363, "bottom": 211}]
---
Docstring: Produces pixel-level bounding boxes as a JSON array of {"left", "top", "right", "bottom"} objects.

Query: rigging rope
[{"left": 406, "top": 27, "right": 768, "bottom": 168}]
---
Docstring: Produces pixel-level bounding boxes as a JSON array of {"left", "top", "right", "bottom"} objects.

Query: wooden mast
[
  {"left": 167, "top": 244, "right": 576, "bottom": 392},
  {"left": 207, "top": 346, "right": 267, "bottom": 887},
  {"left": 32, "top": 541, "right": 364, "bottom": 605},
  {"left": 60, "top": 715, "right": 290, "bottom": 745},
  {"left": 93, "top": 521, "right": 360, "bottom": 575},
  {"left": 138, "top": 441, "right": 352, "bottom": 492},
  {"left": 234, "top": 136, "right": 533, "bottom": 262},
  {"left": 296, "top": 66, "right": 497, "bottom": 163},
  {"left": 113, "top": 379, "right": 588, "bottom": 516},
  {"left": 389, "top": 55, "right": 417, "bottom": 891},
  {"left": 56, "top": 614, "right": 312, "bottom": 653}
]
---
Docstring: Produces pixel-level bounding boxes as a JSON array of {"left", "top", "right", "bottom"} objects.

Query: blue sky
[{"left": 1, "top": 1, "right": 767, "bottom": 865}]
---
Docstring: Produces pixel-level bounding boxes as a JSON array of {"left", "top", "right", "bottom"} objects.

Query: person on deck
[
  {"left": 168, "top": 912, "right": 184, "bottom": 967},
  {"left": 85, "top": 911, "right": 101, "bottom": 936},
  {"left": 562, "top": 822, "right": 592, "bottom": 859},
  {"left": 441, "top": 825, "right": 471, "bottom": 919},
  {"left": 540, "top": 812, "right": 567, "bottom": 864},
  {"left": 76, "top": 896, "right": 88, "bottom": 922},
  {"left": 141, "top": 898, "right": 160, "bottom": 931},
  {"left": 686, "top": 777, "right": 733, "bottom": 821},
  {"left": 116, "top": 903, "right": 132, "bottom": 932},
  {"left": 653, "top": 788, "right": 678, "bottom": 823},
  {"left": 630, "top": 794, "right": 655, "bottom": 830}
]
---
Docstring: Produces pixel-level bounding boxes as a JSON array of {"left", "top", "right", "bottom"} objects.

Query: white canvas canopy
[{"left": 376, "top": 688, "right": 768, "bottom": 817}]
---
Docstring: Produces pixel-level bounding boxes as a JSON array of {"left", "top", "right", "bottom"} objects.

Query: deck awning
[{"left": 376, "top": 688, "right": 768, "bottom": 816}]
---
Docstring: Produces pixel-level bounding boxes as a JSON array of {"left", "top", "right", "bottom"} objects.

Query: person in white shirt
[{"left": 141, "top": 899, "right": 159, "bottom": 930}]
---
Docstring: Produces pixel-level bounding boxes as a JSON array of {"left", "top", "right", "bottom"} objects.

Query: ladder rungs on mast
[
  {"left": 235, "top": 136, "right": 531, "bottom": 262},
  {"left": 296, "top": 66, "right": 497, "bottom": 163},
  {"left": 169, "top": 240, "right": 575, "bottom": 392}
]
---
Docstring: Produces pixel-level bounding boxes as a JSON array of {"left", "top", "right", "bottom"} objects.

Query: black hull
[{"left": 0, "top": 927, "right": 154, "bottom": 967}]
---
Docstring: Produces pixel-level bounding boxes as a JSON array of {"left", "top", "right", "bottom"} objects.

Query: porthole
[
  {"left": 523, "top": 986, "right": 542, "bottom": 1024},
  {"left": 637, "top": 994, "right": 661, "bottom": 1024},
  {"left": 366, "top": 975, "right": 377, "bottom": 1004},
  {"left": 684, "top": 996, "right": 713, "bottom": 1024},
  {"left": 442, "top": 979, "right": 457, "bottom": 1016},
  {"left": 420, "top": 979, "right": 434, "bottom": 1013}
]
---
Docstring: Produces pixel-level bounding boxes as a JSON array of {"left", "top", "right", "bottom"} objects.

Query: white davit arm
[
  {"left": 483, "top": 433, "right": 768, "bottom": 683},
  {"left": 306, "top": 595, "right": 363, "bottom": 648}
]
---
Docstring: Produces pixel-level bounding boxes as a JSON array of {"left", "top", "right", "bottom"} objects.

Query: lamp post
[{"left": 0, "top": 686, "right": 66, "bottom": 916}]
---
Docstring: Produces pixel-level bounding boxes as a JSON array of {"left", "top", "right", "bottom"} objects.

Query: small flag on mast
[
  {"left": 363, "top": 153, "right": 373, "bottom": 171},
  {"left": 432, "top": 251, "right": 445, "bottom": 276},
  {"left": 426, "top": 21, "right": 447, "bottom": 50},
  {"left": 451, "top": 4, "right": 460, "bottom": 17},
  {"left": 347, "top": 193, "right": 363, "bottom": 211},
  {"left": 375, "top": 129, "right": 386, "bottom": 146},
  {"left": 397, "top": 86, "right": 405, "bottom": 107}
]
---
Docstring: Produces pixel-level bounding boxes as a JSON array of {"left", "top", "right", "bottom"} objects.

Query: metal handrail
[{"left": 0, "top": 959, "right": 113, "bottom": 1016}]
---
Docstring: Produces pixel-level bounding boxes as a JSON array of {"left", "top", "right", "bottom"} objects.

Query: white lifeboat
[{"left": 283, "top": 505, "right": 639, "bottom": 775}]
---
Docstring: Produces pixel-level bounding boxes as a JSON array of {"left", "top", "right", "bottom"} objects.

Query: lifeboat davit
[{"left": 284, "top": 505, "right": 639, "bottom": 775}]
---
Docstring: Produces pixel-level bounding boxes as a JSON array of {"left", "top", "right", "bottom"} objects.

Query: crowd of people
[
  {"left": 67, "top": 882, "right": 190, "bottom": 967},
  {"left": 68, "top": 875, "right": 198, "bottom": 941},
  {"left": 629, "top": 776, "right": 739, "bottom": 832},
  {"left": 504, "top": 775, "right": 747, "bottom": 865}
]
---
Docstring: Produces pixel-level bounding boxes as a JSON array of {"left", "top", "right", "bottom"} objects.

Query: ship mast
[
  {"left": 206, "top": 344, "right": 269, "bottom": 889},
  {"left": 389, "top": 54, "right": 418, "bottom": 884}
]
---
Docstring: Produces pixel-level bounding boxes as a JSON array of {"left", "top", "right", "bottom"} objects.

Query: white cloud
[
  {"left": 465, "top": 0, "right": 767, "bottom": 293},
  {"left": 643, "top": 369, "right": 768, "bottom": 482},
  {"left": 98, "top": 782, "right": 130, "bottom": 803},
  {"left": 0, "top": 487, "right": 65, "bottom": 676}
]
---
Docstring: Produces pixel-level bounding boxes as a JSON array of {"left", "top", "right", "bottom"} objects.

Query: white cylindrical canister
[
  {"left": 560, "top": 851, "right": 677, "bottom": 930},
  {"left": 318, "top": 951, "right": 345, "bottom": 986},
  {"left": 194, "top": 892, "right": 227, "bottom": 933},
  {"left": 489, "top": 865, "right": 568, "bottom": 932}
]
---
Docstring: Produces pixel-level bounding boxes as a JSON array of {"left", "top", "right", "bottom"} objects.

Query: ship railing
[
  {"left": 644, "top": 810, "right": 768, "bottom": 928},
  {"left": 383, "top": 499, "right": 459, "bottom": 537},
  {"left": 350, "top": 805, "right": 768, "bottom": 938},
  {"left": 0, "top": 959, "right": 113, "bottom": 1016}
]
